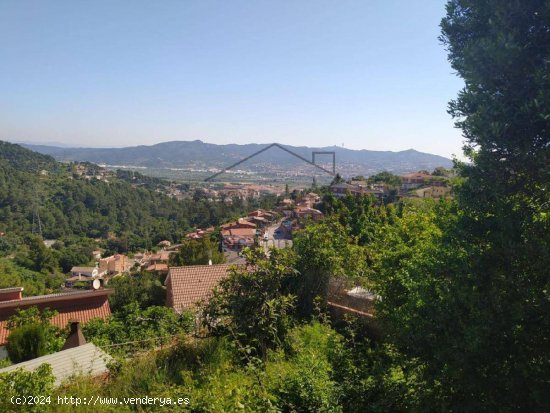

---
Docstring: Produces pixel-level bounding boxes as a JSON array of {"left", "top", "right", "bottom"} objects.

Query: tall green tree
[
  {"left": 204, "top": 248, "right": 298, "bottom": 360},
  {"left": 373, "top": 2, "right": 550, "bottom": 411},
  {"left": 440, "top": 1, "right": 549, "bottom": 410},
  {"left": 293, "top": 221, "right": 368, "bottom": 317},
  {"left": 169, "top": 237, "right": 225, "bottom": 266}
]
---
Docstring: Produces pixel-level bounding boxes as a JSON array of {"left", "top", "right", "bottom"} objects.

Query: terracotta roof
[
  {"left": 221, "top": 228, "right": 256, "bottom": 238},
  {"left": 0, "top": 289, "right": 113, "bottom": 345},
  {"left": 70, "top": 266, "right": 96, "bottom": 273},
  {"left": 165, "top": 264, "right": 238, "bottom": 312},
  {"left": 146, "top": 263, "right": 169, "bottom": 272}
]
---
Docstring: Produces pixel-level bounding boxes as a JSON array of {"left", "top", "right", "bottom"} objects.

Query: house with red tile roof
[
  {"left": 220, "top": 227, "right": 256, "bottom": 251},
  {"left": 186, "top": 227, "right": 216, "bottom": 240},
  {"left": 165, "top": 264, "right": 237, "bottom": 313},
  {"left": 400, "top": 171, "right": 446, "bottom": 190},
  {"left": 0, "top": 287, "right": 113, "bottom": 358},
  {"left": 294, "top": 207, "right": 324, "bottom": 221},
  {"left": 221, "top": 218, "right": 256, "bottom": 230},
  {"left": 248, "top": 209, "right": 276, "bottom": 221},
  {"left": 146, "top": 263, "right": 169, "bottom": 274},
  {"left": 99, "top": 254, "right": 130, "bottom": 275}
]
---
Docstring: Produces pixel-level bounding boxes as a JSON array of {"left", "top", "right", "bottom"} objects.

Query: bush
[
  {"left": 0, "top": 364, "right": 54, "bottom": 413},
  {"left": 6, "top": 324, "right": 48, "bottom": 363},
  {"left": 267, "top": 323, "right": 344, "bottom": 413}
]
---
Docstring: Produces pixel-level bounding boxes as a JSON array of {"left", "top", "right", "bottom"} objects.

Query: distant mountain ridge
[{"left": 21, "top": 140, "right": 453, "bottom": 175}]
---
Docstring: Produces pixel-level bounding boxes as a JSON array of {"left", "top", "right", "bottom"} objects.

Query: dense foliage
[
  {"left": 0, "top": 2, "right": 548, "bottom": 411},
  {"left": 107, "top": 272, "right": 166, "bottom": 313},
  {"left": 169, "top": 237, "right": 225, "bottom": 267},
  {"left": 0, "top": 364, "right": 54, "bottom": 413},
  {"left": 204, "top": 248, "right": 298, "bottom": 360},
  {"left": 83, "top": 302, "right": 193, "bottom": 357},
  {"left": 0, "top": 141, "right": 264, "bottom": 244},
  {"left": 6, "top": 307, "right": 66, "bottom": 356},
  {"left": 6, "top": 324, "right": 48, "bottom": 363}
]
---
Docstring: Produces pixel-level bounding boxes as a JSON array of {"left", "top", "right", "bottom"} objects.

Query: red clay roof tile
[
  {"left": 0, "top": 289, "right": 113, "bottom": 346},
  {"left": 165, "top": 264, "right": 238, "bottom": 313}
]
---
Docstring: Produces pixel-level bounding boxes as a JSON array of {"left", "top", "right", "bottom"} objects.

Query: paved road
[
  {"left": 224, "top": 249, "right": 246, "bottom": 264},
  {"left": 262, "top": 219, "right": 292, "bottom": 252}
]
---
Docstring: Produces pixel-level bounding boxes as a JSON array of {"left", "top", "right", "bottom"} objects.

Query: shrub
[
  {"left": 0, "top": 364, "right": 54, "bottom": 413},
  {"left": 6, "top": 323, "right": 48, "bottom": 363}
]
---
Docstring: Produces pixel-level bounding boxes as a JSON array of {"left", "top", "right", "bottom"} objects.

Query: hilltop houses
[
  {"left": 400, "top": 171, "right": 447, "bottom": 190},
  {"left": 99, "top": 254, "right": 130, "bottom": 275},
  {"left": 187, "top": 227, "right": 215, "bottom": 240},
  {"left": 330, "top": 182, "right": 385, "bottom": 199},
  {"left": 415, "top": 186, "right": 452, "bottom": 199},
  {"left": 294, "top": 206, "right": 323, "bottom": 221},
  {"left": 69, "top": 266, "right": 99, "bottom": 278}
]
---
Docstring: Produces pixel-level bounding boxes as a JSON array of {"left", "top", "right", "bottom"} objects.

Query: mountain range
[{"left": 20, "top": 140, "right": 453, "bottom": 176}]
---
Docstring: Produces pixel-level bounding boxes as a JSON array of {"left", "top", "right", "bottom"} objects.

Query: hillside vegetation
[
  {"left": 0, "top": 141, "right": 265, "bottom": 296},
  {"left": 1, "top": 1, "right": 549, "bottom": 411},
  {"left": 0, "top": 141, "right": 254, "bottom": 243}
]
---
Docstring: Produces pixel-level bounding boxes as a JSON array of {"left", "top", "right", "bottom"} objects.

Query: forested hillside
[
  {"left": 0, "top": 141, "right": 253, "bottom": 245},
  {"left": 0, "top": 141, "right": 267, "bottom": 297}
]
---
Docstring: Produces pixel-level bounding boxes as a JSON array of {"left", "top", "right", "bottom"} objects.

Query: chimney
[
  {"left": 61, "top": 320, "right": 86, "bottom": 350},
  {"left": 208, "top": 259, "right": 213, "bottom": 266},
  {"left": 0, "top": 287, "right": 24, "bottom": 302}
]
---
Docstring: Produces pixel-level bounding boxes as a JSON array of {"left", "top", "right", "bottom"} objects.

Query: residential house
[
  {"left": 0, "top": 320, "right": 111, "bottom": 386},
  {"left": 99, "top": 254, "right": 130, "bottom": 275},
  {"left": 330, "top": 182, "right": 385, "bottom": 199},
  {"left": 416, "top": 186, "right": 452, "bottom": 199},
  {"left": 132, "top": 250, "right": 171, "bottom": 273},
  {"left": 186, "top": 227, "right": 215, "bottom": 240},
  {"left": 279, "top": 198, "right": 294, "bottom": 207},
  {"left": 221, "top": 218, "right": 256, "bottom": 231},
  {"left": 148, "top": 251, "right": 171, "bottom": 265},
  {"left": 146, "top": 263, "right": 169, "bottom": 274},
  {"left": 294, "top": 207, "right": 324, "bottom": 221},
  {"left": 43, "top": 239, "right": 57, "bottom": 248},
  {"left": 221, "top": 228, "right": 256, "bottom": 251},
  {"left": 165, "top": 264, "right": 237, "bottom": 312},
  {"left": 157, "top": 240, "right": 172, "bottom": 248},
  {"left": 248, "top": 209, "right": 276, "bottom": 222},
  {"left": 70, "top": 266, "right": 99, "bottom": 278},
  {"left": 330, "top": 182, "right": 357, "bottom": 197},
  {"left": 0, "top": 287, "right": 113, "bottom": 359},
  {"left": 91, "top": 250, "right": 103, "bottom": 260},
  {"left": 305, "top": 192, "right": 320, "bottom": 203},
  {"left": 295, "top": 192, "right": 321, "bottom": 208},
  {"left": 246, "top": 215, "right": 269, "bottom": 228},
  {"left": 400, "top": 171, "right": 446, "bottom": 190}
]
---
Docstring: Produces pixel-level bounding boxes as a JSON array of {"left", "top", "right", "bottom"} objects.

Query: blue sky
[{"left": 0, "top": 0, "right": 464, "bottom": 158}]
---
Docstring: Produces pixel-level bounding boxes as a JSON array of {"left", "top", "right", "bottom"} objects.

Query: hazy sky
[{"left": 0, "top": 0, "right": 465, "bottom": 158}]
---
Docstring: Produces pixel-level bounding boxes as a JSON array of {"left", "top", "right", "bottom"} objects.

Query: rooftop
[
  {"left": 0, "top": 343, "right": 112, "bottom": 386},
  {"left": 0, "top": 289, "right": 113, "bottom": 345},
  {"left": 166, "top": 264, "right": 239, "bottom": 312}
]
